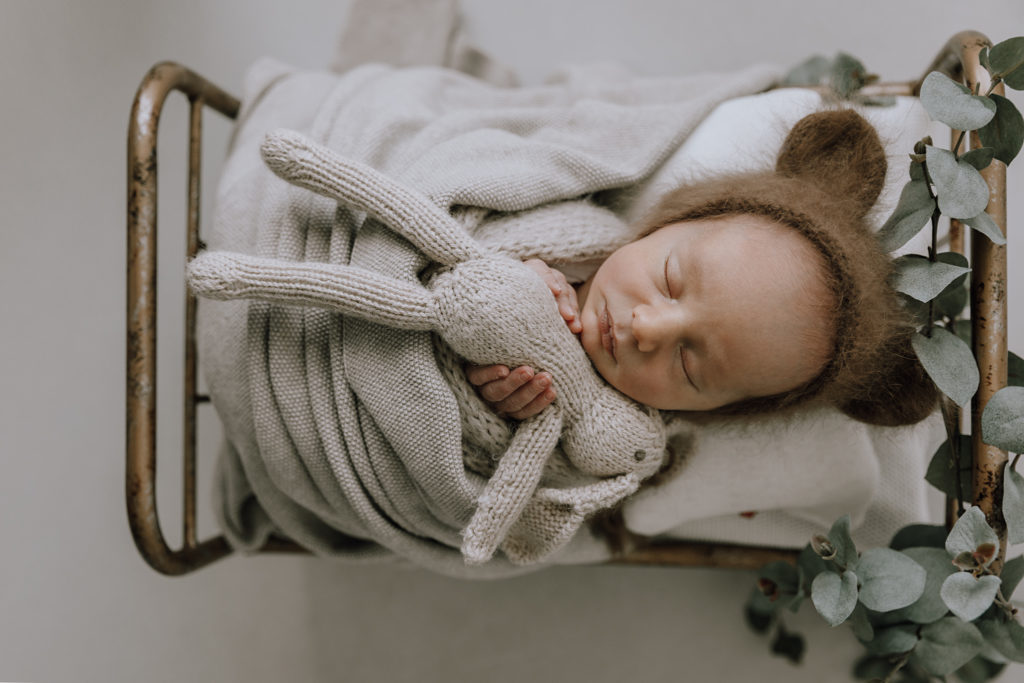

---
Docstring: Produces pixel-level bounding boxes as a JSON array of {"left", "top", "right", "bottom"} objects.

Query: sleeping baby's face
[{"left": 576, "top": 214, "right": 836, "bottom": 411}]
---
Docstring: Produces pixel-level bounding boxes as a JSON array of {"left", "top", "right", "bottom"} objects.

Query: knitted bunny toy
[{"left": 188, "top": 129, "right": 668, "bottom": 564}]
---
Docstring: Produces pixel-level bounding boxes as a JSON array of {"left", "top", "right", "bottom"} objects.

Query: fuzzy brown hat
[{"left": 635, "top": 109, "right": 938, "bottom": 426}]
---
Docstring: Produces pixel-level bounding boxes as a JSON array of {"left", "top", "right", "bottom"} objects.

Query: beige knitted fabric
[
  {"left": 194, "top": 56, "right": 778, "bottom": 578},
  {"left": 190, "top": 130, "right": 667, "bottom": 564}
]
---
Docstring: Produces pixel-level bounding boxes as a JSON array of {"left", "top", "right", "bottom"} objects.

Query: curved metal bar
[{"left": 127, "top": 62, "right": 239, "bottom": 575}]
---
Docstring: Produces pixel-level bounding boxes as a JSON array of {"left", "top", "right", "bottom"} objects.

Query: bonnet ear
[
  {"left": 776, "top": 109, "right": 887, "bottom": 219},
  {"left": 836, "top": 335, "right": 940, "bottom": 427}
]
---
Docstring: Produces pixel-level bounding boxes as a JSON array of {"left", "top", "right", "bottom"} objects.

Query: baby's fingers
[
  {"left": 495, "top": 373, "right": 556, "bottom": 419},
  {"left": 465, "top": 364, "right": 510, "bottom": 387},
  {"left": 476, "top": 365, "right": 535, "bottom": 402}
]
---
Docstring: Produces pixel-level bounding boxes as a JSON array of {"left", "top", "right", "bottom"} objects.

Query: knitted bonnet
[{"left": 634, "top": 109, "right": 939, "bottom": 426}]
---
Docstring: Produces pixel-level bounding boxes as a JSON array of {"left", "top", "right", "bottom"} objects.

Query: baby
[{"left": 469, "top": 109, "right": 939, "bottom": 427}]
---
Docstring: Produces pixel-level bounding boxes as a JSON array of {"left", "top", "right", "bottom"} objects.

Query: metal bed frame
[{"left": 126, "top": 30, "right": 1009, "bottom": 576}]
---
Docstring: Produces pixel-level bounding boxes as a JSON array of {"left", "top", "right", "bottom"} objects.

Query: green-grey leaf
[
  {"left": 811, "top": 569, "right": 859, "bottom": 626},
  {"left": 919, "top": 71, "right": 997, "bottom": 130},
  {"left": 963, "top": 211, "right": 1007, "bottom": 245},
  {"left": 916, "top": 616, "right": 986, "bottom": 676},
  {"left": 892, "top": 254, "right": 971, "bottom": 303},
  {"left": 849, "top": 602, "right": 874, "bottom": 642},
  {"left": 940, "top": 572, "right": 1001, "bottom": 622},
  {"left": 946, "top": 506, "right": 999, "bottom": 559},
  {"left": 760, "top": 560, "right": 800, "bottom": 593},
  {"left": 1010, "top": 351, "right": 1024, "bottom": 387},
  {"left": 924, "top": 435, "right": 973, "bottom": 501},
  {"left": 926, "top": 146, "right": 992, "bottom": 219},
  {"left": 912, "top": 327, "right": 980, "bottom": 406},
  {"left": 864, "top": 624, "right": 919, "bottom": 656},
  {"left": 877, "top": 179, "right": 936, "bottom": 252},
  {"left": 798, "top": 544, "right": 828, "bottom": 587},
  {"left": 889, "top": 547, "right": 958, "bottom": 624},
  {"left": 980, "top": 46, "right": 992, "bottom": 73},
  {"left": 954, "top": 655, "right": 1009, "bottom": 682},
  {"left": 960, "top": 147, "right": 995, "bottom": 170},
  {"left": 909, "top": 158, "right": 925, "bottom": 181},
  {"left": 982, "top": 386, "right": 1024, "bottom": 453},
  {"left": 857, "top": 548, "right": 927, "bottom": 611},
  {"left": 988, "top": 37, "right": 1024, "bottom": 89},
  {"left": 1001, "top": 555, "right": 1024, "bottom": 598},
  {"left": 931, "top": 278, "right": 969, "bottom": 322},
  {"left": 890, "top": 524, "right": 949, "bottom": 550},
  {"left": 783, "top": 54, "right": 832, "bottom": 86},
  {"left": 827, "top": 514, "right": 859, "bottom": 569},
  {"left": 1003, "top": 461, "right": 1024, "bottom": 546},
  {"left": 831, "top": 52, "right": 869, "bottom": 98},
  {"left": 978, "top": 94, "right": 1024, "bottom": 165},
  {"left": 977, "top": 617, "right": 1024, "bottom": 663},
  {"left": 852, "top": 655, "right": 896, "bottom": 680}
]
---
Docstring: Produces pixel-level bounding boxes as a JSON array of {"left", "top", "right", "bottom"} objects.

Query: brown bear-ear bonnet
[{"left": 636, "top": 109, "right": 939, "bottom": 426}]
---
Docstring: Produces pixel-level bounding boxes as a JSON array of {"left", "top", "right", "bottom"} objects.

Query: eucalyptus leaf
[
  {"left": 770, "top": 626, "right": 805, "bottom": 665},
  {"left": 925, "top": 435, "right": 973, "bottom": 501},
  {"left": 746, "top": 584, "right": 778, "bottom": 617},
  {"left": 926, "top": 146, "right": 992, "bottom": 220},
  {"left": 946, "top": 506, "right": 1000, "bottom": 560},
  {"left": 877, "top": 179, "right": 936, "bottom": 252},
  {"left": 978, "top": 94, "right": 1024, "bottom": 165},
  {"left": 909, "top": 158, "right": 925, "bottom": 181},
  {"left": 960, "top": 147, "right": 995, "bottom": 170},
  {"left": 798, "top": 544, "right": 828, "bottom": 587},
  {"left": 890, "top": 524, "right": 949, "bottom": 550},
  {"left": 889, "top": 547, "right": 958, "bottom": 624},
  {"left": 811, "top": 569, "right": 859, "bottom": 626},
  {"left": 980, "top": 46, "right": 992, "bottom": 73},
  {"left": 852, "top": 655, "right": 893, "bottom": 680},
  {"left": 744, "top": 600, "right": 774, "bottom": 633},
  {"left": 828, "top": 514, "right": 859, "bottom": 569},
  {"left": 940, "top": 573, "right": 1001, "bottom": 622},
  {"left": 863, "top": 624, "right": 919, "bottom": 656},
  {"left": 953, "top": 655, "right": 1008, "bottom": 683},
  {"left": 988, "top": 37, "right": 1024, "bottom": 89},
  {"left": 1010, "top": 351, "right": 1024, "bottom": 387},
  {"left": 963, "top": 211, "right": 1007, "bottom": 245},
  {"left": 1003, "top": 460, "right": 1024, "bottom": 546},
  {"left": 981, "top": 386, "right": 1024, "bottom": 453},
  {"left": 1000, "top": 555, "right": 1024, "bottom": 599},
  {"left": 831, "top": 52, "right": 869, "bottom": 98},
  {"left": 912, "top": 327, "right": 980, "bottom": 406},
  {"left": 915, "top": 617, "right": 986, "bottom": 676},
  {"left": 977, "top": 617, "right": 1024, "bottom": 663},
  {"left": 931, "top": 275, "right": 969, "bottom": 321},
  {"left": 760, "top": 560, "right": 800, "bottom": 594},
  {"left": 782, "top": 54, "right": 832, "bottom": 86},
  {"left": 892, "top": 254, "right": 971, "bottom": 303},
  {"left": 919, "top": 72, "right": 996, "bottom": 130},
  {"left": 857, "top": 548, "right": 927, "bottom": 611},
  {"left": 849, "top": 602, "right": 874, "bottom": 642}
]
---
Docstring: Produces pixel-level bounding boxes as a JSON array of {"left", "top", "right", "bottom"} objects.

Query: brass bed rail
[{"left": 126, "top": 32, "right": 1009, "bottom": 576}]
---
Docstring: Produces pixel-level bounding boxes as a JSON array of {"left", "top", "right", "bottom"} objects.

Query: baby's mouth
[{"left": 599, "top": 306, "right": 617, "bottom": 362}]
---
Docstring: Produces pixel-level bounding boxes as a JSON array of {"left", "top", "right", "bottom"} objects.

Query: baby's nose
[{"left": 631, "top": 303, "right": 682, "bottom": 352}]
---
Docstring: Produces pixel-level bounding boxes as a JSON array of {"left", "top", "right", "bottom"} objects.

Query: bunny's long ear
[
  {"left": 260, "top": 129, "right": 484, "bottom": 266},
  {"left": 776, "top": 109, "right": 887, "bottom": 219}
]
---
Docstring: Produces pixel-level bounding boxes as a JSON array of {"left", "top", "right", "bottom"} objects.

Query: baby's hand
[
  {"left": 523, "top": 259, "right": 581, "bottom": 334},
  {"left": 465, "top": 364, "right": 556, "bottom": 420}
]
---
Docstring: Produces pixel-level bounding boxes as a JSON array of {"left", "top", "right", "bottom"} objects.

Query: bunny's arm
[
  {"left": 187, "top": 251, "right": 437, "bottom": 330},
  {"left": 261, "top": 129, "right": 483, "bottom": 267}
]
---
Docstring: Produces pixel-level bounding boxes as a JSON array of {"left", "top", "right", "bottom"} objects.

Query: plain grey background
[{"left": 3, "top": 1, "right": 1023, "bottom": 681}]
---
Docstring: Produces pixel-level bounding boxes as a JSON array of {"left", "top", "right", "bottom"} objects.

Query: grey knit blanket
[{"left": 197, "top": 57, "right": 778, "bottom": 578}]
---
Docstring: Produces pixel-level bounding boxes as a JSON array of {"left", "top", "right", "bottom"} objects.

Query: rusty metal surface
[
  {"left": 615, "top": 541, "right": 800, "bottom": 570},
  {"left": 127, "top": 62, "right": 239, "bottom": 575}
]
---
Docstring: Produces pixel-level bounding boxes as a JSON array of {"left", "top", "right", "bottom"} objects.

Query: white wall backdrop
[{"left": 2, "top": 1, "right": 1022, "bottom": 681}]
